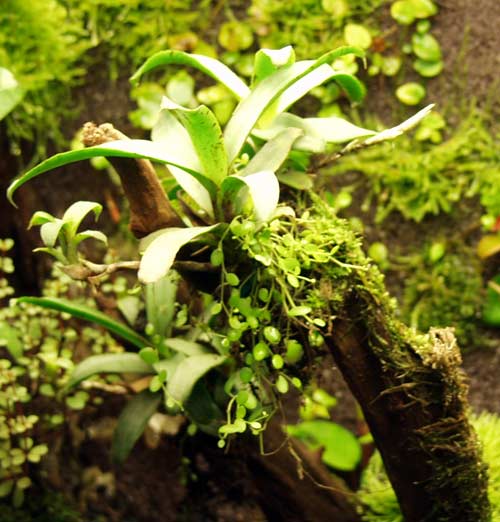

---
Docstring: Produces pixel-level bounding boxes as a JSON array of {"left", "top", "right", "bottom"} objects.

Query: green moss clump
[
  {"left": 358, "top": 450, "right": 403, "bottom": 522},
  {"left": 0, "top": 490, "right": 81, "bottom": 522},
  {"left": 0, "top": 0, "right": 89, "bottom": 156},
  {"left": 402, "top": 249, "right": 483, "bottom": 348},
  {"left": 327, "top": 109, "right": 498, "bottom": 223},
  {"left": 249, "top": 0, "right": 387, "bottom": 58},
  {"left": 1, "top": 0, "right": 212, "bottom": 160},
  {"left": 64, "top": 0, "right": 212, "bottom": 78},
  {"left": 475, "top": 412, "right": 500, "bottom": 521}
]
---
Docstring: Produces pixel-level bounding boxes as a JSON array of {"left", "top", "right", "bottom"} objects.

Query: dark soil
[
  {"left": 432, "top": 0, "right": 500, "bottom": 105},
  {"left": 464, "top": 346, "right": 500, "bottom": 416}
]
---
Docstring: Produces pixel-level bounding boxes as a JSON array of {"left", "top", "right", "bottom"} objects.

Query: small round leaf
[{"left": 395, "top": 82, "right": 426, "bottom": 106}]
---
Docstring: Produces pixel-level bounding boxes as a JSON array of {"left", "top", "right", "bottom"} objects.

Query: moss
[
  {"left": 0, "top": 0, "right": 89, "bottom": 156},
  {"left": 0, "top": 489, "right": 80, "bottom": 522},
  {"left": 475, "top": 412, "right": 500, "bottom": 521},
  {"left": 1, "top": 0, "right": 212, "bottom": 159},
  {"left": 64, "top": 0, "right": 212, "bottom": 78},
  {"left": 311, "top": 218, "right": 491, "bottom": 520},
  {"left": 401, "top": 248, "right": 483, "bottom": 349},
  {"left": 249, "top": 0, "right": 387, "bottom": 59},
  {"left": 326, "top": 108, "right": 499, "bottom": 223},
  {"left": 415, "top": 416, "right": 489, "bottom": 521},
  {"left": 359, "top": 412, "right": 500, "bottom": 522}
]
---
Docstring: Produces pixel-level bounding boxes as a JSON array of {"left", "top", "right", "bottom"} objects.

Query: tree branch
[
  {"left": 82, "top": 122, "right": 183, "bottom": 238},
  {"left": 326, "top": 291, "right": 490, "bottom": 522}
]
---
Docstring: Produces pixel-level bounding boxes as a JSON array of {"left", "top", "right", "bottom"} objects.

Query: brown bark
[
  {"left": 249, "top": 419, "right": 361, "bottom": 522},
  {"left": 0, "top": 126, "right": 46, "bottom": 292},
  {"left": 327, "top": 291, "right": 490, "bottom": 522},
  {"left": 81, "top": 122, "right": 183, "bottom": 238}
]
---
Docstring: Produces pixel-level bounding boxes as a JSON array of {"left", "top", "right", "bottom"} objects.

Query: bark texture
[
  {"left": 82, "top": 122, "right": 183, "bottom": 237},
  {"left": 327, "top": 289, "right": 490, "bottom": 522},
  {"left": 249, "top": 419, "right": 361, "bottom": 522}
]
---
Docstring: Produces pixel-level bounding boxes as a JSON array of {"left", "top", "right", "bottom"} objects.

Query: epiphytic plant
[{"left": 6, "top": 45, "right": 432, "bottom": 458}]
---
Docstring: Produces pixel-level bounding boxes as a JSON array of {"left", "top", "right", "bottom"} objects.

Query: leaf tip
[
  {"left": 129, "top": 68, "right": 143, "bottom": 86},
  {"left": 6, "top": 184, "right": 18, "bottom": 208}
]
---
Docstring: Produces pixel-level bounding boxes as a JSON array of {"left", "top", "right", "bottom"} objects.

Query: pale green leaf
[
  {"left": 222, "top": 170, "right": 280, "bottom": 222},
  {"left": 391, "top": 0, "right": 416, "bottom": 24},
  {"left": 277, "top": 171, "right": 313, "bottom": 190},
  {"left": 166, "top": 70, "right": 195, "bottom": 106},
  {"left": 288, "top": 305, "right": 312, "bottom": 317},
  {"left": 68, "top": 353, "right": 153, "bottom": 388},
  {"left": 253, "top": 46, "right": 296, "bottom": 84},
  {"left": 483, "top": 276, "right": 500, "bottom": 326},
  {"left": 0, "top": 479, "right": 14, "bottom": 498},
  {"left": 0, "top": 67, "right": 24, "bottom": 120},
  {"left": 164, "top": 338, "right": 209, "bottom": 356},
  {"left": 151, "top": 109, "right": 202, "bottom": 171},
  {"left": 299, "top": 115, "right": 375, "bottom": 143},
  {"left": 344, "top": 24, "right": 372, "bottom": 49},
  {"left": 224, "top": 47, "right": 364, "bottom": 163},
  {"left": 413, "top": 59, "right": 443, "bottom": 78},
  {"left": 0, "top": 323, "right": 23, "bottom": 359},
  {"left": 167, "top": 353, "right": 227, "bottom": 404},
  {"left": 153, "top": 352, "right": 185, "bottom": 377},
  {"left": 263, "top": 64, "right": 333, "bottom": 125},
  {"left": 117, "top": 295, "right": 141, "bottom": 326},
  {"left": 74, "top": 229, "right": 108, "bottom": 246},
  {"left": 287, "top": 420, "right": 362, "bottom": 471},
  {"left": 161, "top": 96, "right": 228, "bottom": 186},
  {"left": 362, "top": 104, "right": 434, "bottom": 145},
  {"left": 92, "top": 140, "right": 215, "bottom": 194},
  {"left": 224, "top": 61, "right": 311, "bottom": 163},
  {"left": 112, "top": 390, "right": 161, "bottom": 463},
  {"left": 239, "top": 127, "right": 303, "bottom": 176},
  {"left": 40, "top": 220, "right": 64, "bottom": 248},
  {"left": 62, "top": 201, "right": 102, "bottom": 224},
  {"left": 412, "top": 32, "right": 441, "bottom": 62},
  {"left": 139, "top": 347, "right": 159, "bottom": 365},
  {"left": 138, "top": 225, "right": 218, "bottom": 284},
  {"left": 62, "top": 201, "right": 102, "bottom": 235},
  {"left": 262, "top": 68, "right": 364, "bottom": 126},
  {"left": 253, "top": 112, "right": 375, "bottom": 151},
  {"left": 32, "top": 247, "right": 67, "bottom": 263},
  {"left": 29, "top": 211, "right": 55, "bottom": 228},
  {"left": 151, "top": 109, "right": 214, "bottom": 215},
  {"left": 17, "top": 297, "right": 149, "bottom": 349},
  {"left": 477, "top": 235, "right": 500, "bottom": 260},
  {"left": 131, "top": 50, "right": 250, "bottom": 100},
  {"left": 7, "top": 140, "right": 213, "bottom": 206},
  {"left": 395, "top": 82, "right": 426, "bottom": 106},
  {"left": 172, "top": 166, "right": 214, "bottom": 217},
  {"left": 145, "top": 273, "right": 178, "bottom": 338}
]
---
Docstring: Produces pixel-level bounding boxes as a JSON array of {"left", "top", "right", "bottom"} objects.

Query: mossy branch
[{"left": 326, "top": 288, "right": 490, "bottom": 521}]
